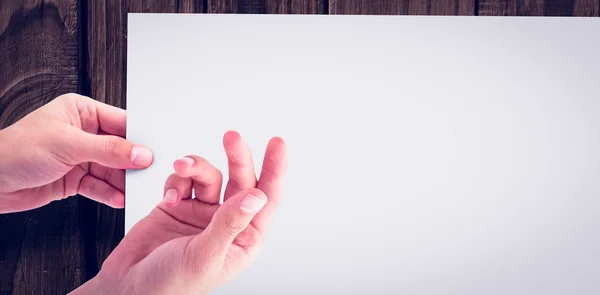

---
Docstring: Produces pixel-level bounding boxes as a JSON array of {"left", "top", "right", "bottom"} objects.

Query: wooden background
[{"left": 0, "top": 0, "right": 598, "bottom": 294}]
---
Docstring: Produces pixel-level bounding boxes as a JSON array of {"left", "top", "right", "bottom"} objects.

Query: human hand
[
  {"left": 0, "top": 93, "right": 154, "bottom": 213},
  {"left": 71, "top": 131, "right": 288, "bottom": 295}
]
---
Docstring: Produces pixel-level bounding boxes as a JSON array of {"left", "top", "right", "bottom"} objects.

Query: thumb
[
  {"left": 71, "top": 131, "right": 154, "bottom": 169},
  {"left": 196, "top": 188, "right": 267, "bottom": 256}
]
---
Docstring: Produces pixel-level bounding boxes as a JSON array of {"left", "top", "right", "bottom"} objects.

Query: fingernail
[
  {"left": 131, "top": 146, "right": 153, "bottom": 167},
  {"left": 240, "top": 193, "right": 267, "bottom": 213},
  {"left": 179, "top": 157, "right": 195, "bottom": 167},
  {"left": 163, "top": 189, "right": 178, "bottom": 204}
]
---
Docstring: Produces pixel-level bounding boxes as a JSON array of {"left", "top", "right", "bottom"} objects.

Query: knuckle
[
  {"left": 235, "top": 227, "right": 262, "bottom": 249},
  {"left": 228, "top": 150, "right": 249, "bottom": 166},
  {"left": 261, "top": 160, "right": 281, "bottom": 179},
  {"left": 56, "top": 93, "right": 73, "bottom": 102},
  {"left": 56, "top": 93, "right": 80, "bottom": 105},
  {"left": 191, "top": 156, "right": 207, "bottom": 164},
  {"left": 79, "top": 100, "right": 96, "bottom": 120},
  {"left": 222, "top": 215, "right": 244, "bottom": 236},
  {"left": 104, "top": 137, "right": 121, "bottom": 156}
]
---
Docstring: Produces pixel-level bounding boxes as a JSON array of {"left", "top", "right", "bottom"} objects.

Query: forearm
[
  {"left": 0, "top": 125, "right": 20, "bottom": 194},
  {"left": 0, "top": 127, "right": 10, "bottom": 193}
]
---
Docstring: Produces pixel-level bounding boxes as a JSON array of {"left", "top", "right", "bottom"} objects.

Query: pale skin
[{"left": 0, "top": 93, "right": 288, "bottom": 294}]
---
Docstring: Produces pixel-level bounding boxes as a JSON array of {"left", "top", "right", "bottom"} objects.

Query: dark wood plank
[
  {"left": 127, "top": 0, "right": 177, "bottom": 13},
  {"left": 178, "top": 0, "right": 206, "bottom": 13},
  {"left": 0, "top": 1, "right": 91, "bottom": 294},
  {"left": 478, "top": 0, "right": 539, "bottom": 16},
  {"left": 267, "top": 0, "right": 328, "bottom": 13},
  {"left": 571, "top": 0, "right": 599, "bottom": 16},
  {"left": 209, "top": 0, "right": 327, "bottom": 13},
  {"left": 478, "top": 0, "right": 599, "bottom": 16},
  {"left": 86, "top": 0, "right": 204, "bottom": 272},
  {"left": 544, "top": 0, "right": 599, "bottom": 16},
  {"left": 329, "top": 0, "right": 476, "bottom": 15},
  {"left": 329, "top": 0, "right": 407, "bottom": 14},
  {"left": 209, "top": 0, "right": 266, "bottom": 13}
]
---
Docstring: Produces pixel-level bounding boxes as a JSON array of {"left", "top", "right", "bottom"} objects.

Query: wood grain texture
[
  {"left": 267, "top": 0, "right": 328, "bottom": 13},
  {"left": 0, "top": 1, "right": 91, "bottom": 295},
  {"left": 478, "top": 0, "right": 599, "bottom": 16},
  {"left": 329, "top": 0, "right": 476, "bottom": 15},
  {"left": 477, "top": 0, "right": 542, "bottom": 15},
  {"left": 209, "top": 0, "right": 266, "bottom": 13},
  {"left": 570, "top": 0, "right": 599, "bottom": 16},
  {"left": 209, "top": 0, "right": 327, "bottom": 13}
]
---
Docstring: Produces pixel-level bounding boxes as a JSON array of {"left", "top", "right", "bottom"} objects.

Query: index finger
[
  {"left": 253, "top": 137, "right": 288, "bottom": 234},
  {"left": 223, "top": 130, "right": 257, "bottom": 201},
  {"left": 73, "top": 94, "right": 127, "bottom": 136}
]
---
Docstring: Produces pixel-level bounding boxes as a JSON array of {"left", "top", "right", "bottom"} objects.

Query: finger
[
  {"left": 69, "top": 131, "right": 153, "bottom": 169},
  {"left": 253, "top": 137, "right": 288, "bottom": 234},
  {"left": 158, "top": 201, "right": 219, "bottom": 229},
  {"left": 190, "top": 188, "right": 267, "bottom": 256},
  {"left": 89, "top": 164, "right": 125, "bottom": 192},
  {"left": 173, "top": 156, "right": 222, "bottom": 205},
  {"left": 72, "top": 94, "right": 127, "bottom": 136},
  {"left": 161, "top": 173, "right": 193, "bottom": 207},
  {"left": 78, "top": 175, "right": 124, "bottom": 208},
  {"left": 223, "top": 130, "right": 257, "bottom": 201}
]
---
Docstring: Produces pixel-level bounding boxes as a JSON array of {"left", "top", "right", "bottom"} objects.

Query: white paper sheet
[{"left": 126, "top": 14, "right": 600, "bottom": 294}]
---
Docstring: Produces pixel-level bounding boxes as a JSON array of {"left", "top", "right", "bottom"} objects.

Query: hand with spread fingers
[
  {"left": 0, "top": 93, "right": 154, "bottom": 213},
  {"left": 71, "top": 131, "right": 288, "bottom": 295}
]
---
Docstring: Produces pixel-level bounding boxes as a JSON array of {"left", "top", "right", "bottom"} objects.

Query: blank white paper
[{"left": 126, "top": 14, "right": 600, "bottom": 294}]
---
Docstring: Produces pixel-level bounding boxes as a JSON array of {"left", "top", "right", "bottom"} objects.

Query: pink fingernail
[
  {"left": 131, "top": 146, "right": 153, "bottom": 167},
  {"left": 163, "top": 189, "right": 178, "bottom": 204},
  {"left": 240, "top": 193, "right": 267, "bottom": 213},
  {"left": 179, "top": 157, "right": 195, "bottom": 167}
]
